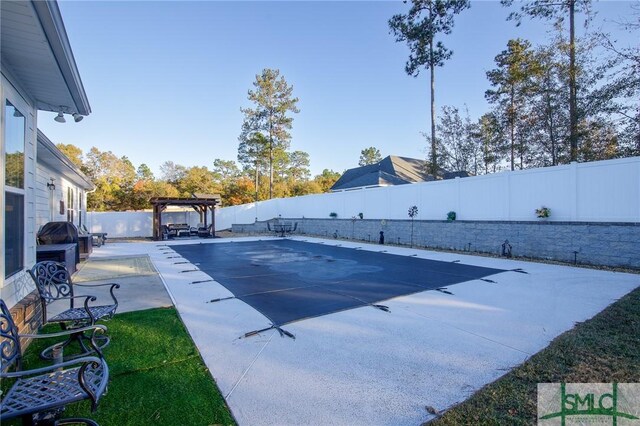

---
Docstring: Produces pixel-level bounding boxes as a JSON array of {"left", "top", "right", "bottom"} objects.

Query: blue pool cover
[{"left": 172, "top": 240, "right": 506, "bottom": 328}]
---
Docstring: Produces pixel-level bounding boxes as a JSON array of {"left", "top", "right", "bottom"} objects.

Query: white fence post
[
  {"left": 505, "top": 172, "right": 511, "bottom": 221},
  {"left": 570, "top": 161, "right": 578, "bottom": 221}
]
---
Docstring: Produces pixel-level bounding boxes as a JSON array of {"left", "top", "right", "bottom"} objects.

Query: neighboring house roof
[
  {"left": 331, "top": 156, "right": 433, "bottom": 191},
  {"left": 37, "top": 130, "right": 94, "bottom": 191},
  {"left": 1, "top": 0, "right": 91, "bottom": 116}
]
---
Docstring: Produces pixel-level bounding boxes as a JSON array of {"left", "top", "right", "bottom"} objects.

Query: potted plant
[
  {"left": 447, "top": 211, "right": 456, "bottom": 221},
  {"left": 535, "top": 206, "right": 551, "bottom": 219}
]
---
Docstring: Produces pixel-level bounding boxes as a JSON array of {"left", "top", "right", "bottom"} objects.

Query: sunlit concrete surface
[
  {"left": 92, "top": 237, "right": 639, "bottom": 425},
  {"left": 46, "top": 253, "right": 172, "bottom": 316}
]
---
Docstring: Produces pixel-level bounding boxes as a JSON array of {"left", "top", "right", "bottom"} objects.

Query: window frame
[{"left": 3, "top": 98, "right": 28, "bottom": 279}]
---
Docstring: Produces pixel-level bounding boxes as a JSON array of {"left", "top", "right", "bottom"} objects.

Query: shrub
[
  {"left": 535, "top": 206, "right": 551, "bottom": 218},
  {"left": 447, "top": 211, "right": 456, "bottom": 221}
]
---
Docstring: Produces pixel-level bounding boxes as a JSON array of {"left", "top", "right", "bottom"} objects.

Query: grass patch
[
  {"left": 6, "top": 307, "right": 235, "bottom": 426},
  {"left": 430, "top": 286, "right": 640, "bottom": 425}
]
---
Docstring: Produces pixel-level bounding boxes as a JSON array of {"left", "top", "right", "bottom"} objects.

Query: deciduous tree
[
  {"left": 312, "top": 169, "right": 341, "bottom": 193},
  {"left": 159, "top": 161, "right": 187, "bottom": 185},
  {"left": 84, "top": 148, "right": 137, "bottom": 211},
  {"left": 56, "top": 143, "right": 84, "bottom": 168},
  {"left": 436, "top": 105, "right": 480, "bottom": 174},
  {"left": 177, "top": 166, "right": 218, "bottom": 196},
  {"left": 596, "top": 5, "right": 640, "bottom": 156}
]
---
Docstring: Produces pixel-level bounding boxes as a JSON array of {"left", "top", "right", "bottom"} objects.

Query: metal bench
[
  {"left": 29, "top": 261, "right": 120, "bottom": 361},
  {"left": 0, "top": 299, "right": 109, "bottom": 426}
]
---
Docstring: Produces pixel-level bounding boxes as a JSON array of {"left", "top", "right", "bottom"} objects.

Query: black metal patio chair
[
  {"left": 28, "top": 261, "right": 120, "bottom": 360},
  {"left": 0, "top": 299, "right": 109, "bottom": 426},
  {"left": 197, "top": 223, "right": 213, "bottom": 238}
]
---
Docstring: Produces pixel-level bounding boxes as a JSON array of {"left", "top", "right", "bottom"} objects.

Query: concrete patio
[{"left": 79, "top": 237, "right": 638, "bottom": 425}]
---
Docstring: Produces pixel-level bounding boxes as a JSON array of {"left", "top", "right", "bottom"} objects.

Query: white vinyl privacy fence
[
  {"left": 217, "top": 157, "right": 640, "bottom": 230},
  {"left": 86, "top": 211, "right": 202, "bottom": 238},
  {"left": 87, "top": 157, "right": 640, "bottom": 238}
]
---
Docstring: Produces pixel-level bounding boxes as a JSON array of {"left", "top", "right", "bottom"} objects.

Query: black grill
[{"left": 37, "top": 222, "right": 80, "bottom": 264}]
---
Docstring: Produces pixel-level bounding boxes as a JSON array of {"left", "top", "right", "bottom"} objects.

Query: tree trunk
[
  {"left": 510, "top": 86, "right": 515, "bottom": 171},
  {"left": 268, "top": 115, "right": 274, "bottom": 199},
  {"left": 484, "top": 139, "right": 489, "bottom": 174},
  {"left": 254, "top": 160, "right": 259, "bottom": 202},
  {"left": 569, "top": 0, "right": 578, "bottom": 161},
  {"left": 430, "top": 43, "right": 437, "bottom": 176},
  {"left": 269, "top": 143, "right": 273, "bottom": 199},
  {"left": 520, "top": 133, "right": 524, "bottom": 170},
  {"left": 546, "top": 87, "right": 557, "bottom": 165},
  {"left": 636, "top": 108, "right": 640, "bottom": 154}
]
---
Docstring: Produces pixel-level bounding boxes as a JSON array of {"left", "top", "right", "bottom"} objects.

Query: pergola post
[{"left": 211, "top": 206, "right": 215, "bottom": 237}]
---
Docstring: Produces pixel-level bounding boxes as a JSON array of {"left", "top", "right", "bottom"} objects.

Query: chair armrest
[
  {"left": 74, "top": 283, "right": 119, "bottom": 289},
  {"left": 55, "top": 295, "right": 97, "bottom": 301},
  {"left": 0, "top": 356, "right": 104, "bottom": 379},
  {"left": 50, "top": 294, "right": 97, "bottom": 311},
  {"left": 50, "top": 295, "right": 98, "bottom": 323},
  {"left": 74, "top": 283, "right": 120, "bottom": 305}
]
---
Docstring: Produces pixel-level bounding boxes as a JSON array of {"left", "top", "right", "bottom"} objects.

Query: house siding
[
  {"left": 35, "top": 161, "right": 86, "bottom": 230},
  {"left": 1, "top": 72, "right": 38, "bottom": 310}
]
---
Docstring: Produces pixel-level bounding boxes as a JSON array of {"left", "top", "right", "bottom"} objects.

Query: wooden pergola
[{"left": 150, "top": 195, "right": 221, "bottom": 240}]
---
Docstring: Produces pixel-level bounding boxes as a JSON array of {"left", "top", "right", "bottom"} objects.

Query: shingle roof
[{"left": 331, "top": 156, "right": 433, "bottom": 191}]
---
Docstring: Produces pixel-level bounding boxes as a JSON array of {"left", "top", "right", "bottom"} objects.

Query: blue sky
[{"left": 38, "top": 1, "right": 637, "bottom": 176}]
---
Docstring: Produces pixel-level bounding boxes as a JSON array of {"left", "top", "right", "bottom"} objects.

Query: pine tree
[
  {"left": 358, "top": 147, "right": 382, "bottom": 166},
  {"left": 389, "top": 0, "right": 470, "bottom": 176},
  {"left": 486, "top": 39, "right": 542, "bottom": 170},
  {"left": 501, "top": 0, "right": 593, "bottom": 161},
  {"left": 239, "top": 69, "right": 299, "bottom": 199}
]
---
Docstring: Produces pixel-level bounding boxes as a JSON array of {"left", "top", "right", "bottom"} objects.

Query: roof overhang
[
  {"left": 37, "top": 130, "right": 94, "bottom": 191},
  {"left": 1, "top": 0, "right": 90, "bottom": 116}
]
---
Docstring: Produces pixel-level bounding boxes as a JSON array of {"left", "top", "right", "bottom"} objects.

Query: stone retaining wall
[{"left": 232, "top": 218, "right": 640, "bottom": 269}]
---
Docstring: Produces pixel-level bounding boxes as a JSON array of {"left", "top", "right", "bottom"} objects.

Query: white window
[{"left": 4, "top": 100, "right": 26, "bottom": 278}]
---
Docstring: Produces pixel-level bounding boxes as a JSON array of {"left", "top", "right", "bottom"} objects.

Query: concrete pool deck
[{"left": 90, "top": 236, "right": 639, "bottom": 425}]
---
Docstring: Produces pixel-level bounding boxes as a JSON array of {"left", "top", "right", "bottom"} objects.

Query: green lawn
[
  {"left": 11, "top": 308, "right": 235, "bottom": 426},
  {"left": 430, "top": 286, "right": 640, "bottom": 425}
]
